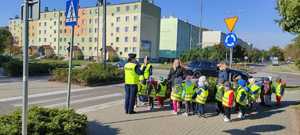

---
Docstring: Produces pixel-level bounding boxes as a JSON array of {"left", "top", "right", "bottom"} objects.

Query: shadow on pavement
[
  {"left": 103, "top": 114, "right": 175, "bottom": 125},
  {"left": 87, "top": 121, "right": 120, "bottom": 135},
  {"left": 223, "top": 124, "right": 285, "bottom": 135}
]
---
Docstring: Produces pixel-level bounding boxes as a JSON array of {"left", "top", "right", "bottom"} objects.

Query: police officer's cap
[{"left": 128, "top": 53, "right": 136, "bottom": 59}]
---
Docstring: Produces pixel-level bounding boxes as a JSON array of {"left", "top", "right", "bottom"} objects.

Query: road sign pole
[
  {"left": 67, "top": 26, "right": 74, "bottom": 109},
  {"left": 229, "top": 48, "right": 233, "bottom": 82},
  {"left": 102, "top": 0, "right": 107, "bottom": 65},
  {"left": 22, "top": 0, "right": 29, "bottom": 135}
]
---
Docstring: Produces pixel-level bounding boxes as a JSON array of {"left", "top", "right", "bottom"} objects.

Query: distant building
[
  {"left": 159, "top": 16, "right": 202, "bottom": 59},
  {"left": 202, "top": 30, "right": 250, "bottom": 49},
  {"left": 8, "top": 1, "right": 161, "bottom": 60}
]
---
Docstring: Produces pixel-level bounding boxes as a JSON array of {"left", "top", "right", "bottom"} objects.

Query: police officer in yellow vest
[{"left": 124, "top": 53, "right": 144, "bottom": 114}]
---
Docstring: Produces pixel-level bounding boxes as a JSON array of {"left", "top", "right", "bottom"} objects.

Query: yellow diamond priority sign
[{"left": 224, "top": 16, "right": 238, "bottom": 32}]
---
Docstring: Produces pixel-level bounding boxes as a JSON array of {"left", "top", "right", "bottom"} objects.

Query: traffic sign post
[
  {"left": 224, "top": 16, "right": 239, "bottom": 82},
  {"left": 65, "top": 0, "right": 79, "bottom": 109}
]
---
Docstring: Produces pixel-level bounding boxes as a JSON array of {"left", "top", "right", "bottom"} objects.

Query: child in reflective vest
[
  {"left": 156, "top": 77, "right": 168, "bottom": 109},
  {"left": 171, "top": 78, "right": 183, "bottom": 115},
  {"left": 195, "top": 76, "right": 209, "bottom": 118},
  {"left": 147, "top": 76, "right": 158, "bottom": 111},
  {"left": 215, "top": 79, "right": 225, "bottom": 115},
  {"left": 248, "top": 78, "right": 261, "bottom": 110},
  {"left": 137, "top": 76, "right": 148, "bottom": 106},
  {"left": 236, "top": 79, "right": 250, "bottom": 119},
  {"left": 273, "top": 77, "right": 286, "bottom": 106},
  {"left": 181, "top": 74, "right": 196, "bottom": 117},
  {"left": 222, "top": 81, "right": 234, "bottom": 122}
]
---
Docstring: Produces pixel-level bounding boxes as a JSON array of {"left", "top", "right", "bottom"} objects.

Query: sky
[{"left": 0, "top": 0, "right": 295, "bottom": 50}]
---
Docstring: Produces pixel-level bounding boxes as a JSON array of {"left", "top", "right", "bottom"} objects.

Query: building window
[
  {"left": 111, "top": 23, "right": 114, "bottom": 26},
  {"left": 94, "top": 47, "right": 97, "bottom": 51},
  {"left": 110, "top": 43, "right": 114, "bottom": 46},
  {"left": 44, "top": 30, "right": 47, "bottom": 34},
  {"left": 134, "top": 5, "right": 138, "bottom": 10},
  {"left": 89, "top": 37, "right": 92, "bottom": 42},
  {"left": 54, "top": 46, "right": 56, "bottom": 50},
  {"left": 89, "top": 28, "right": 92, "bottom": 33},
  {"left": 110, "top": 33, "right": 114, "bottom": 36},
  {"left": 39, "top": 22, "right": 41, "bottom": 26},
  {"left": 60, "top": 30, "right": 62, "bottom": 33},
  {"left": 95, "top": 28, "right": 97, "bottom": 33},
  {"left": 111, "top": 13, "right": 114, "bottom": 16},
  {"left": 116, "top": 47, "right": 119, "bottom": 51},
  {"left": 54, "top": 30, "right": 57, "bottom": 33},
  {"left": 124, "top": 47, "right": 128, "bottom": 52},
  {"left": 125, "top": 27, "right": 129, "bottom": 32},
  {"left": 89, "top": 47, "right": 92, "bottom": 51},
  {"left": 94, "top": 38, "right": 97, "bottom": 42},
  {"left": 44, "top": 22, "right": 47, "bottom": 26},
  {"left": 60, "top": 21, "right": 63, "bottom": 25},
  {"left": 125, "top": 37, "right": 128, "bottom": 42},
  {"left": 89, "top": 19, "right": 92, "bottom": 24},
  {"left": 82, "top": 47, "right": 85, "bottom": 51},
  {"left": 54, "top": 38, "right": 57, "bottom": 42},
  {"left": 133, "top": 37, "right": 137, "bottom": 42},
  {"left": 134, "top": 16, "right": 138, "bottom": 21},
  {"left": 44, "top": 38, "right": 47, "bottom": 42},
  {"left": 116, "top": 37, "right": 119, "bottom": 42},
  {"left": 64, "top": 38, "right": 66, "bottom": 42},
  {"left": 125, "top": 16, "right": 129, "bottom": 22},
  {"left": 64, "top": 29, "right": 67, "bottom": 33},
  {"left": 116, "top": 7, "right": 120, "bottom": 12},
  {"left": 54, "top": 21, "right": 57, "bottom": 25},
  {"left": 59, "top": 12, "right": 63, "bottom": 16},
  {"left": 95, "top": 19, "right": 98, "bottom": 24},
  {"left": 59, "top": 38, "right": 62, "bottom": 42},
  {"left": 116, "top": 27, "right": 120, "bottom": 32},
  {"left": 89, "top": 10, "right": 92, "bottom": 14},
  {"left": 126, "top": 6, "right": 130, "bottom": 11},
  {"left": 116, "top": 17, "right": 121, "bottom": 22},
  {"left": 81, "top": 38, "right": 85, "bottom": 42},
  {"left": 39, "top": 38, "right": 41, "bottom": 42},
  {"left": 133, "top": 26, "right": 138, "bottom": 31},
  {"left": 39, "top": 30, "right": 41, "bottom": 34},
  {"left": 133, "top": 47, "right": 136, "bottom": 52}
]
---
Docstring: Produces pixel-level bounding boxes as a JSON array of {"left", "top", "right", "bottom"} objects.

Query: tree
[
  {"left": 268, "top": 46, "right": 285, "bottom": 61},
  {"left": 284, "top": 35, "right": 300, "bottom": 60},
  {"left": 276, "top": 0, "right": 300, "bottom": 33},
  {"left": 0, "top": 28, "right": 13, "bottom": 54}
]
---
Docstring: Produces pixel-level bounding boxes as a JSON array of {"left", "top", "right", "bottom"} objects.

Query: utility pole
[
  {"left": 101, "top": 0, "right": 107, "bottom": 65},
  {"left": 96, "top": 0, "right": 100, "bottom": 62},
  {"left": 22, "top": 0, "right": 29, "bottom": 134},
  {"left": 199, "top": 0, "right": 203, "bottom": 48}
]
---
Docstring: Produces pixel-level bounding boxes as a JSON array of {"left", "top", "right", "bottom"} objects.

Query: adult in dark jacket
[{"left": 167, "top": 59, "right": 185, "bottom": 87}]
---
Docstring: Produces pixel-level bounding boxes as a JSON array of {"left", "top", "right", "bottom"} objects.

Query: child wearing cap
[
  {"left": 236, "top": 79, "right": 250, "bottom": 119},
  {"left": 222, "top": 81, "right": 235, "bottom": 122}
]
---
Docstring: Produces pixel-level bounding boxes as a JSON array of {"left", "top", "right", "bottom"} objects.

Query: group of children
[{"left": 137, "top": 73, "right": 286, "bottom": 123}]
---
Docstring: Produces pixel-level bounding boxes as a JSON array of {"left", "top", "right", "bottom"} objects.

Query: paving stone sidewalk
[{"left": 86, "top": 90, "right": 300, "bottom": 135}]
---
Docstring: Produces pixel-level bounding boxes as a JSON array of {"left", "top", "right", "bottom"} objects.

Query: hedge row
[
  {"left": 51, "top": 63, "right": 124, "bottom": 86},
  {"left": 296, "top": 59, "right": 300, "bottom": 70},
  {"left": 0, "top": 107, "right": 87, "bottom": 135}
]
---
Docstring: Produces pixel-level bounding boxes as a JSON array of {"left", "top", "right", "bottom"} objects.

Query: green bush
[
  {"left": 51, "top": 63, "right": 123, "bottom": 86},
  {"left": 0, "top": 106, "right": 87, "bottom": 135},
  {"left": 207, "top": 77, "right": 217, "bottom": 103},
  {"left": 0, "top": 55, "right": 13, "bottom": 67},
  {"left": 296, "top": 59, "right": 300, "bottom": 70}
]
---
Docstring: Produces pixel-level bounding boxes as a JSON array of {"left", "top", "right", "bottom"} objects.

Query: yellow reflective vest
[
  {"left": 157, "top": 83, "right": 167, "bottom": 97},
  {"left": 222, "top": 90, "right": 234, "bottom": 107},
  {"left": 182, "top": 82, "right": 195, "bottom": 101},
  {"left": 195, "top": 87, "right": 209, "bottom": 104},
  {"left": 171, "top": 84, "right": 182, "bottom": 101},
  {"left": 236, "top": 86, "right": 248, "bottom": 106},
  {"left": 215, "top": 84, "right": 225, "bottom": 102},
  {"left": 124, "top": 63, "right": 139, "bottom": 85},
  {"left": 140, "top": 63, "right": 152, "bottom": 80}
]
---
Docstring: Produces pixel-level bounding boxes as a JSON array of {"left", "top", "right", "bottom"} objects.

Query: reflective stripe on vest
[
  {"left": 195, "top": 88, "right": 209, "bottom": 104},
  {"left": 182, "top": 82, "right": 195, "bottom": 101},
  {"left": 215, "top": 84, "right": 225, "bottom": 102},
  {"left": 124, "top": 63, "right": 139, "bottom": 84},
  {"left": 157, "top": 83, "right": 167, "bottom": 97},
  {"left": 236, "top": 87, "right": 248, "bottom": 106},
  {"left": 275, "top": 83, "right": 283, "bottom": 96},
  {"left": 171, "top": 85, "right": 182, "bottom": 101},
  {"left": 222, "top": 90, "right": 234, "bottom": 107}
]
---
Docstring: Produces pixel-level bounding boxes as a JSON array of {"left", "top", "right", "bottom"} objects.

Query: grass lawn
[{"left": 267, "top": 64, "right": 300, "bottom": 73}]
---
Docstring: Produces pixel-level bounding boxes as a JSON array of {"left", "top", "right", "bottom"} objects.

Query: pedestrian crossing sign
[{"left": 65, "top": 0, "right": 79, "bottom": 26}]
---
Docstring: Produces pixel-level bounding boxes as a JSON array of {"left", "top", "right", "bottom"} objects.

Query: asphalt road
[{"left": 0, "top": 65, "right": 299, "bottom": 115}]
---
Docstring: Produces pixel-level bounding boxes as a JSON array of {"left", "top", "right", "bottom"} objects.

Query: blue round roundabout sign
[{"left": 224, "top": 33, "right": 238, "bottom": 48}]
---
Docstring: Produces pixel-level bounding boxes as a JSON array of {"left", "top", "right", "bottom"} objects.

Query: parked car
[
  {"left": 186, "top": 60, "right": 251, "bottom": 80},
  {"left": 116, "top": 60, "right": 127, "bottom": 69}
]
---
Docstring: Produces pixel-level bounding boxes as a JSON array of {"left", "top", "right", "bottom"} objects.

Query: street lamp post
[
  {"left": 22, "top": 0, "right": 29, "bottom": 134},
  {"left": 102, "top": 0, "right": 107, "bottom": 65}
]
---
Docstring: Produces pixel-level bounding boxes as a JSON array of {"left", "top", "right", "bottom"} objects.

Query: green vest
[
  {"left": 275, "top": 83, "right": 283, "bottom": 96},
  {"left": 215, "top": 84, "right": 225, "bottom": 102},
  {"left": 236, "top": 86, "right": 248, "bottom": 106},
  {"left": 157, "top": 83, "right": 167, "bottom": 97},
  {"left": 195, "top": 88, "right": 209, "bottom": 104},
  {"left": 141, "top": 63, "right": 151, "bottom": 80},
  {"left": 138, "top": 83, "right": 148, "bottom": 96},
  {"left": 249, "top": 84, "right": 260, "bottom": 100},
  {"left": 124, "top": 63, "right": 139, "bottom": 85},
  {"left": 171, "top": 84, "right": 182, "bottom": 101},
  {"left": 182, "top": 82, "right": 195, "bottom": 101},
  {"left": 222, "top": 90, "right": 234, "bottom": 107}
]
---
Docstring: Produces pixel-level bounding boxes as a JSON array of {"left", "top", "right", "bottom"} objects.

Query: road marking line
[
  {"left": 45, "top": 93, "right": 122, "bottom": 108},
  {"left": 13, "top": 93, "right": 91, "bottom": 107},
  {"left": 76, "top": 100, "right": 123, "bottom": 114},
  {"left": 0, "top": 83, "right": 124, "bottom": 102}
]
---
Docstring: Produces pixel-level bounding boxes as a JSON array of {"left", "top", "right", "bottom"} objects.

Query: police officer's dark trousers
[{"left": 125, "top": 84, "right": 138, "bottom": 113}]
